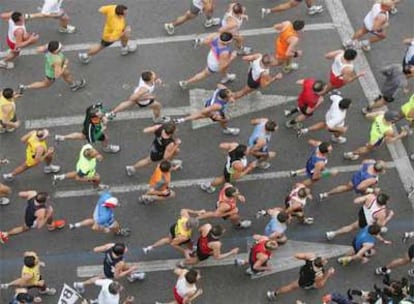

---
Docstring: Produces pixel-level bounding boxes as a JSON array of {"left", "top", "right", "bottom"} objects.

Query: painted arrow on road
[
  {"left": 76, "top": 240, "right": 351, "bottom": 279},
  {"left": 24, "top": 90, "right": 296, "bottom": 130}
]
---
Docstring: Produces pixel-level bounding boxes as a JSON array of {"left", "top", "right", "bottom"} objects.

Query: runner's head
[
  {"left": 297, "top": 187, "right": 309, "bottom": 199},
  {"left": 211, "top": 224, "right": 225, "bottom": 239},
  {"left": 35, "top": 192, "right": 48, "bottom": 204},
  {"left": 218, "top": 88, "right": 232, "bottom": 101},
  {"left": 185, "top": 269, "right": 200, "bottom": 284},
  {"left": 368, "top": 224, "right": 381, "bottom": 235},
  {"left": 339, "top": 98, "right": 352, "bottom": 109},
  {"left": 115, "top": 4, "right": 128, "bottom": 16},
  {"left": 276, "top": 211, "right": 289, "bottom": 223},
  {"left": 142, "top": 70, "right": 155, "bottom": 82},
  {"left": 379, "top": 0, "right": 394, "bottom": 10},
  {"left": 103, "top": 197, "right": 119, "bottom": 208},
  {"left": 16, "top": 293, "right": 34, "bottom": 303},
  {"left": 159, "top": 160, "right": 172, "bottom": 172},
  {"left": 83, "top": 147, "right": 99, "bottom": 159},
  {"left": 313, "top": 256, "right": 327, "bottom": 267},
  {"left": 344, "top": 49, "right": 357, "bottom": 61},
  {"left": 292, "top": 20, "right": 305, "bottom": 31},
  {"left": 384, "top": 110, "right": 400, "bottom": 124},
  {"left": 47, "top": 41, "right": 62, "bottom": 53},
  {"left": 264, "top": 240, "right": 278, "bottom": 250},
  {"left": 23, "top": 255, "right": 37, "bottom": 268},
  {"left": 112, "top": 243, "right": 126, "bottom": 256},
  {"left": 318, "top": 142, "right": 332, "bottom": 154},
  {"left": 373, "top": 160, "right": 386, "bottom": 174},
  {"left": 312, "top": 81, "right": 325, "bottom": 93},
  {"left": 376, "top": 193, "right": 389, "bottom": 206},
  {"left": 108, "top": 282, "right": 121, "bottom": 295},
  {"left": 186, "top": 217, "right": 200, "bottom": 230},
  {"left": 11, "top": 12, "right": 23, "bottom": 24},
  {"left": 261, "top": 54, "right": 272, "bottom": 67},
  {"left": 219, "top": 32, "right": 233, "bottom": 44},
  {"left": 35, "top": 129, "right": 49, "bottom": 140},
  {"left": 232, "top": 2, "right": 244, "bottom": 15},
  {"left": 265, "top": 120, "right": 278, "bottom": 132},
  {"left": 225, "top": 186, "right": 239, "bottom": 198},
  {"left": 2, "top": 88, "right": 14, "bottom": 100},
  {"left": 403, "top": 64, "right": 414, "bottom": 76},
  {"left": 163, "top": 122, "right": 176, "bottom": 135}
]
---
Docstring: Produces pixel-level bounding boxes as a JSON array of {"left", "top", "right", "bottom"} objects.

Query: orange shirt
[
  {"left": 149, "top": 165, "right": 171, "bottom": 191},
  {"left": 275, "top": 22, "right": 298, "bottom": 60}
]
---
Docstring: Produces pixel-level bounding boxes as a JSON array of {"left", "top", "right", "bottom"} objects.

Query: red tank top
[
  {"left": 218, "top": 185, "right": 236, "bottom": 211},
  {"left": 251, "top": 240, "right": 272, "bottom": 264},
  {"left": 197, "top": 232, "right": 215, "bottom": 255},
  {"left": 298, "top": 78, "right": 319, "bottom": 109}
]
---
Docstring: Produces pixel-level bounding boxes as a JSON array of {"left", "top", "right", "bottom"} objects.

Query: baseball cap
[
  {"left": 103, "top": 197, "right": 119, "bottom": 208},
  {"left": 384, "top": 111, "right": 400, "bottom": 122}
]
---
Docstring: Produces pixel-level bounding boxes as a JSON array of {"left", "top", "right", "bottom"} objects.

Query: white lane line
[
  {"left": 1, "top": 23, "right": 335, "bottom": 58},
  {"left": 327, "top": 0, "right": 414, "bottom": 207},
  {"left": 55, "top": 162, "right": 395, "bottom": 198},
  {"left": 76, "top": 240, "right": 351, "bottom": 278}
]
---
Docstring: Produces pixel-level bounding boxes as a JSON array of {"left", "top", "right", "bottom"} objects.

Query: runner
[
  {"left": 0, "top": 158, "right": 11, "bottom": 205},
  {"left": 319, "top": 159, "right": 386, "bottom": 200},
  {"left": 297, "top": 93, "right": 352, "bottom": 144},
  {"left": 138, "top": 160, "right": 181, "bottom": 204},
  {"left": 247, "top": 118, "right": 278, "bottom": 169},
  {"left": 73, "top": 243, "right": 145, "bottom": 294},
  {"left": 0, "top": 88, "right": 22, "bottom": 134},
  {"left": 68, "top": 191, "right": 131, "bottom": 236},
  {"left": 400, "top": 94, "right": 414, "bottom": 128},
  {"left": 375, "top": 244, "right": 414, "bottom": 277},
  {"left": 219, "top": 2, "right": 251, "bottom": 55},
  {"left": 256, "top": 208, "right": 290, "bottom": 244},
  {"left": 179, "top": 32, "right": 237, "bottom": 89},
  {"left": 234, "top": 235, "right": 278, "bottom": 278},
  {"left": 173, "top": 84, "right": 240, "bottom": 135},
  {"left": 319, "top": 49, "right": 365, "bottom": 95},
  {"left": 0, "top": 11, "right": 39, "bottom": 69},
  {"left": 266, "top": 253, "right": 335, "bottom": 301},
  {"left": 78, "top": 4, "right": 136, "bottom": 64},
  {"left": 0, "top": 251, "right": 56, "bottom": 295},
  {"left": 343, "top": 111, "right": 409, "bottom": 160},
  {"left": 54, "top": 103, "right": 120, "bottom": 153},
  {"left": 142, "top": 209, "right": 203, "bottom": 256},
  {"left": 24, "top": 0, "right": 76, "bottom": 33},
  {"left": 337, "top": 224, "right": 391, "bottom": 266},
  {"left": 125, "top": 122, "right": 181, "bottom": 176},
  {"left": 89, "top": 280, "right": 135, "bottom": 304},
  {"left": 402, "top": 37, "right": 414, "bottom": 76},
  {"left": 2, "top": 129, "right": 60, "bottom": 182},
  {"left": 155, "top": 269, "right": 203, "bottom": 304},
  {"left": 233, "top": 53, "right": 283, "bottom": 100},
  {"left": 271, "top": 20, "right": 305, "bottom": 73},
  {"left": 164, "top": 0, "right": 220, "bottom": 35},
  {"left": 361, "top": 64, "right": 410, "bottom": 114},
  {"left": 197, "top": 183, "right": 252, "bottom": 229},
  {"left": 179, "top": 223, "right": 239, "bottom": 266},
  {"left": 284, "top": 78, "right": 325, "bottom": 129},
  {"left": 261, "top": 0, "right": 323, "bottom": 18},
  {"left": 0, "top": 190, "right": 65, "bottom": 244},
  {"left": 7, "top": 288, "right": 41, "bottom": 304},
  {"left": 345, "top": 0, "right": 393, "bottom": 51},
  {"left": 289, "top": 140, "right": 338, "bottom": 187},
  {"left": 200, "top": 142, "right": 257, "bottom": 193},
  {"left": 18, "top": 41, "right": 86, "bottom": 93},
  {"left": 52, "top": 143, "right": 109, "bottom": 190},
  {"left": 105, "top": 70, "right": 170, "bottom": 123},
  {"left": 281, "top": 183, "right": 313, "bottom": 224},
  {"left": 325, "top": 192, "right": 394, "bottom": 240}
]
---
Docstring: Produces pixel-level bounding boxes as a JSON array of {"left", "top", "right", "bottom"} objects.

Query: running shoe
[
  {"left": 172, "top": 117, "right": 185, "bottom": 124},
  {"left": 375, "top": 267, "right": 391, "bottom": 276},
  {"left": 296, "top": 128, "right": 308, "bottom": 138},
  {"left": 105, "top": 112, "right": 116, "bottom": 120},
  {"left": 0, "top": 60, "right": 14, "bottom": 70},
  {"left": 70, "top": 78, "right": 87, "bottom": 92},
  {"left": 237, "top": 220, "right": 252, "bottom": 229},
  {"left": 58, "top": 24, "right": 76, "bottom": 34},
  {"left": 204, "top": 18, "right": 220, "bottom": 28},
  {"left": 330, "top": 135, "right": 347, "bottom": 144},
  {"left": 257, "top": 161, "right": 271, "bottom": 170},
  {"left": 343, "top": 152, "right": 359, "bottom": 160},
  {"left": 117, "top": 228, "right": 131, "bottom": 237},
  {"left": 0, "top": 197, "right": 10, "bottom": 206},
  {"left": 170, "top": 159, "right": 183, "bottom": 169},
  {"left": 402, "top": 231, "right": 414, "bottom": 243},
  {"left": 138, "top": 195, "right": 155, "bottom": 205},
  {"left": 126, "top": 166, "right": 136, "bottom": 176},
  {"left": 302, "top": 217, "right": 314, "bottom": 225},
  {"left": 0, "top": 232, "right": 9, "bottom": 244},
  {"left": 78, "top": 53, "right": 91, "bottom": 64},
  {"left": 325, "top": 231, "right": 335, "bottom": 240},
  {"left": 127, "top": 272, "right": 146, "bottom": 282},
  {"left": 200, "top": 183, "right": 216, "bottom": 193},
  {"left": 237, "top": 46, "right": 253, "bottom": 56},
  {"left": 266, "top": 291, "right": 277, "bottom": 301},
  {"left": 308, "top": 5, "right": 324, "bottom": 15},
  {"left": 153, "top": 116, "right": 171, "bottom": 124},
  {"left": 337, "top": 256, "right": 352, "bottom": 266},
  {"left": 143, "top": 246, "right": 153, "bottom": 254},
  {"left": 2, "top": 173, "right": 14, "bottom": 182},
  {"left": 319, "top": 193, "right": 328, "bottom": 201},
  {"left": 43, "top": 165, "right": 61, "bottom": 174},
  {"left": 121, "top": 43, "right": 137, "bottom": 55},
  {"left": 164, "top": 23, "right": 175, "bottom": 35},
  {"left": 256, "top": 209, "right": 267, "bottom": 219},
  {"left": 102, "top": 144, "right": 120, "bottom": 153},
  {"left": 178, "top": 81, "right": 188, "bottom": 90},
  {"left": 54, "top": 135, "right": 65, "bottom": 142},
  {"left": 39, "top": 287, "right": 56, "bottom": 295},
  {"left": 222, "top": 127, "right": 240, "bottom": 135},
  {"left": 234, "top": 258, "right": 245, "bottom": 266},
  {"left": 193, "top": 37, "right": 202, "bottom": 49},
  {"left": 73, "top": 282, "right": 85, "bottom": 294},
  {"left": 48, "top": 219, "right": 66, "bottom": 231},
  {"left": 220, "top": 73, "right": 236, "bottom": 84},
  {"left": 261, "top": 8, "right": 271, "bottom": 19}
]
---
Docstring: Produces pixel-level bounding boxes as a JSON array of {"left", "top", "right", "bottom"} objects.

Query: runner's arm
[
  {"left": 253, "top": 255, "right": 272, "bottom": 271},
  {"left": 384, "top": 129, "right": 408, "bottom": 143},
  {"left": 241, "top": 53, "right": 261, "bottom": 62},
  {"left": 14, "top": 29, "right": 37, "bottom": 49},
  {"left": 93, "top": 243, "right": 115, "bottom": 253},
  {"left": 181, "top": 208, "right": 206, "bottom": 217},
  {"left": 356, "top": 177, "right": 378, "bottom": 193},
  {"left": 294, "top": 253, "right": 316, "bottom": 260},
  {"left": 311, "top": 162, "right": 325, "bottom": 181},
  {"left": 163, "top": 141, "right": 180, "bottom": 161},
  {"left": 324, "top": 50, "right": 343, "bottom": 59},
  {"left": 143, "top": 124, "right": 162, "bottom": 134},
  {"left": 211, "top": 242, "right": 239, "bottom": 260},
  {"left": 285, "top": 37, "right": 299, "bottom": 58},
  {"left": 183, "top": 288, "right": 203, "bottom": 304},
  {"left": 248, "top": 138, "right": 268, "bottom": 157}
]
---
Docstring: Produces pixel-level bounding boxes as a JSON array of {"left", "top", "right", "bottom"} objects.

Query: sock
[
  {"left": 289, "top": 119, "right": 297, "bottom": 125},
  {"left": 74, "top": 223, "right": 81, "bottom": 228}
]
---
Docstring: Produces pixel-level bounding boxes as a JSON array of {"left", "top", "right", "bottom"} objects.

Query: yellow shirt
[
  {"left": 175, "top": 217, "right": 192, "bottom": 239},
  {"left": 21, "top": 255, "right": 41, "bottom": 285},
  {"left": 99, "top": 5, "right": 126, "bottom": 42},
  {"left": 25, "top": 132, "right": 47, "bottom": 167},
  {"left": 0, "top": 95, "right": 15, "bottom": 122},
  {"left": 401, "top": 94, "right": 414, "bottom": 122}
]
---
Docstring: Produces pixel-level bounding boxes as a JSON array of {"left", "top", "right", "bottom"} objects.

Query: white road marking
[
  {"left": 0, "top": 23, "right": 335, "bottom": 58},
  {"left": 55, "top": 162, "right": 395, "bottom": 198},
  {"left": 76, "top": 240, "right": 351, "bottom": 278},
  {"left": 327, "top": 0, "right": 414, "bottom": 207}
]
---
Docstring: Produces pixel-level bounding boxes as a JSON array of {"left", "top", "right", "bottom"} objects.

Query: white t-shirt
[
  {"left": 325, "top": 94, "right": 347, "bottom": 129},
  {"left": 41, "top": 0, "right": 64, "bottom": 14},
  {"left": 95, "top": 279, "right": 120, "bottom": 304}
]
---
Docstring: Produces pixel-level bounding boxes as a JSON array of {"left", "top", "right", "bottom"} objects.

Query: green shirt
[
  {"left": 76, "top": 144, "right": 97, "bottom": 178},
  {"left": 45, "top": 52, "right": 65, "bottom": 79}
]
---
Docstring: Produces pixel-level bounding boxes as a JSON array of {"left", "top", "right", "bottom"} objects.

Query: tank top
[
  {"left": 250, "top": 240, "right": 272, "bottom": 265},
  {"left": 250, "top": 56, "right": 269, "bottom": 82},
  {"left": 401, "top": 94, "right": 414, "bottom": 121},
  {"left": 275, "top": 23, "right": 298, "bottom": 58},
  {"left": 207, "top": 38, "right": 232, "bottom": 71},
  {"left": 0, "top": 95, "right": 15, "bottom": 121},
  {"left": 8, "top": 18, "right": 26, "bottom": 43},
  {"left": 192, "top": 0, "right": 203, "bottom": 9},
  {"left": 299, "top": 260, "right": 322, "bottom": 287},
  {"left": 25, "top": 198, "right": 46, "bottom": 227},
  {"left": 197, "top": 231, "right": 215, "bottom": 256},
  {"left": 93, "top": 192, "right": 115, "bottom": 225},
  {"left": 225, "top": 147, "right": 248, "bottom": 175},
  {"left": 217, "top": 184, "right": 237, "bottom": 211},
  {"left": 76, "top": 144, "right": 97, "bottom": 177},
  {"left": 298, "top": 78, "right": 319, "bottom": 108},
  {"left": 26, "top": 133, "right": 47, "bottom": 159},
  {"left": 221, "top": 7, "right": 243, "bottom": 33},
  {"left": 331, "top": 52, "right": 353, "bottom": 77},
  {"left": 204, "top": 89, "right": 228, "bottom": 116},
  {"left": 21, "top": 256, "right": 41, "bottom": 285},
  {"left": 285, "top": 185, "right": 307, "bottom": 208},
  {"left": 362, "top": 197, "right": 385, "bottom": 226},
  {"left": 404, "top": 42, "right": 414, "bottom": 65},
  {"left": 369, "top": 115, "right": 393, "bottom": 143},
  {"left": 363, "top": 3, "right": 388, "bottom": 32},
  {"left": 151, "top": 126, "right": 174, "bottom": 156},
  {"left": 352, "top": 162, "right": 378, "bottom": 188},
  {"left": 305, "top": 148, "right": 327, "bottom": 176},
  {"left": 133, "top": 77, "right": 155, "bottom": 95},
  {"left": 248, "top": 122, "right": 271, "bottom": 152},
  {"left": 103, "top": 249, "right": 123, "bottom": 278},
  {"left": 175, "top": 217, "right": 192, "bottom": 239},
  {"left": 175, "top": 276, "right": 197, "bottom": 298},
  {"left": 354, "top": 226, "right": 376, "bottom": 251},
  {"left": 45, "top": 52, "right": 65, "bottom": 79}
]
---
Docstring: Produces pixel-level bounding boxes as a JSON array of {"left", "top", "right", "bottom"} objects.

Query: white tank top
[
  {"left": 287, "top": 185, "right": 307, "bottom": 208},
  {"left": 363, "top": 3, "right": 388, "bottom": 32},
  {"left": 8, "top": 18, "right": 27, "bottom": 43},
  {"left": 221, "top": 8, "right": 243, "bottom": 33},
  {"left": 363, "top": 198, "right": 385, "bottom": 225},
  {"left": 175, "top": 276, "right": 197, "bottom": 298},
  {"left": 331, "top": 52, "right": 353, "bottom": 77},
  {"left": 192, "top": 0, "right": 203, "bottom": 10},
  {"left": 134, "top": 77, "right": 155, "bottom": 95},
  {"left": 250, "top": 56, "right": 269, "bottom": 82}
]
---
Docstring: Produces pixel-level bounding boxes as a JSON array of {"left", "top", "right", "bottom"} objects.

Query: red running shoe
[
  {"left": 0, "top": 231, "right": 9, "bottom": 244},
  {"left": 48, "top": 219, "right": 66, "bottom": 231}
]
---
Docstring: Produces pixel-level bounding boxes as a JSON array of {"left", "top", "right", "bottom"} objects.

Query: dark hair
[
  {"left": 277, "top": 211, "right": 289, "bottom": 223},
  {"left": 265, "top": 120, "right": 277, "bottom": 132},
  {"left": 312, "top": 81, "right": 325, "bottom": 93},
  {"left": 344, "top": 49, "right": 357, "bottom": 60},
  {"left": 163, "top": 122, "right": 176, "bottom": 135},
  {"left": 115, "top": 5, "right": 128, "bottom": 15},
  {"left": 16, "top": 293, "right": 34, "bottom": 303},
  {"left": 224, "top": 186, "right": 238, "bottom": 197},
  {"left": 339, "top": 98, "right": 352, "bottom": 109},
  {"left": 403, "top": 64, "right": 413, "bottom": 75},
  {"left": 24, "top": 256, "right": 36, "bottom": 268},
  {"left": 35, "top": 192, "right": 48, "bottom": 204},
  {"left": 185, "top": 269, "right": 199, "bottom": 284},
  {"left": 159, "top": 160, "right": 171, "bottom": 172},
  {"left": 292, "top": 20, "right": 305, "bottom": 31},
  {"left": 211, "top": 225, "right": 224, "bottom": 238},
  {"left": 11, "top": 12, "right": 22, "bottom": 23},
  {"left": 2, "top": 88, "right": 14, "bottom": 99},
  {"left": 141, "top": 71, "right": 153, "bottom": 82},
  {"left": 232, "top": 3, "right": 244, "bottom": 14},
  {"left": 218, "top": 88, "right": 231, "bottom": 100},
  {"left": 376, "top": 193, "right": 389, "bottom": 206},
  {"left": 261, "top": 54, "right": 272, "bottom": 66},
  {"left": 297, "top": 187, "right": 308, "bottom": 199},
  {"left": 313, "top": 257, "right": 324, "bottom": 267},
  {"left": 234, "top": 144, "right": 247, "bottom": 157},
  {"left": 47, "top": 41, "right": 60, "bottom": 53},
  {"left": 220, "top": 32, "right": 233, "bottom": 42},
  {"left": 112, "top": 243, "right": 126, "bottom": 255},
  {"left": 374, "top": 161, "right": 385, "bottom": 173},
  {"left": 318, "top": 142, "right": 331, "bottom": 154},
  {"left": 108, "top": 282, "right": 121, "bottom": 295},
  {"left": 368, "top": 224, "right": 381, "bottom": 235}
]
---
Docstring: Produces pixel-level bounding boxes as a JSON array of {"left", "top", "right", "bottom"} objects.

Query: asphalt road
[{"left": 1, "top": 0, "right": 414, "bottom": 303}]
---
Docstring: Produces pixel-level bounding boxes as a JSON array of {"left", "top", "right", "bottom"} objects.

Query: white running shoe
[
  {"left": 43, "top": 165, "right": 61, "bottom": 174},
  {"left": 237, "top": 220, "right": 252, "bottom": 229},
  {"left": 152, "top": 116, "right": 171, "bottom": 124},
  {"left": 319, "top": 192, "right": 328, "bottom": 201},
  {"left": 102, "top": 144, "right": 120, "bottom": 153},
  {"left": 78, "top": 52, "right": 91, "bottom": 64},
  {"left": 0, "top": 197, "right": 10, "bottom": 206},
  {"left": 164, "top": 23, "right": 175, "bottom": 35},
  {"left": 343, "top": 152, "right": 359, "bottom": 160},
  {"left": 330, "top": 135, "right": 347, "bottom": 144},
  {"left": 126, "top": 166, "right": 136, "bottom": 176},
  {"left": 127, "top": 272, "right": 146, "bottom": 282},
  {"left": 0, "top": 60, "right": 14, "bottom": 70},
  {"left": 39, "top": 287, "right": 56, "bottom": 296},
  {"left": 200, "top": 183, "right": 216, "bottom": 193},
  {"left": 308, "top": 5, "right": 324, "bottom": 15},
  {"left": 193, "top": 37, "right": 202, "bottom": 49},
  {"left": 143, "top": 246, "right": 153, "bottom": 254},
  {"left": 302, "top": 217, "right": 314, "bottom": 225},
  {"left": 204, "top": 18, "right": 220, "bottom": 28},
  {"left": 257, "top": 161, "right": 271, "bottom": 170},
  {"left": 256, "top": 209, "right": 267, "bottom": 219},
  {"left": 73, "top": 282, "right": 85, "bottom": 294},
  {"left": 222, "top": 127, "right": 240, "bottom": 135},
  {"left": 54, "top": 135, "right": 65, "bottom": 142},
  {"left": 220, "top": 73, "right": 236, "bottom": 84},
  {"left": 121, "top": 43, "right": 137, "bottom": 56},
  {"left": 58, "top": 24, "right": 76, "bottom": 33},
  {"left": 178, "top": 81, "right": 188, "bottom": 90},
  {"left": 170, "top": 159, "right": 183, "bottom": 170},
  {"left": 326, "top": 231, "right": 335, "bottom": 240},
  {"left": 234, "top": 258, "right": 245, "bottom": 266},
  {"left": 261, "top": 8, "right": 271, "bottom": 19}
]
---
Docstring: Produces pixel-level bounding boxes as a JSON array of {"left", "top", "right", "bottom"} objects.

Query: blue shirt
[
  {"left": 93, "top": 191, "right": 115, "bottom": 227},
  {"left": 248, "top": 122, "right": 271, "bottom": 153},
  {"left": 351, "top": 162, "right": 377, "bottom": 192},
  {"left": 305, "top": 148, "right": 327, "bottom": 178},
  {"left": 353, "top": 226, "right": 376, "bottom": 252}
]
